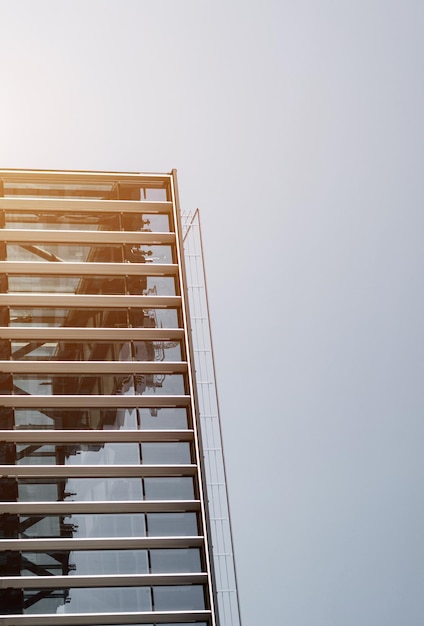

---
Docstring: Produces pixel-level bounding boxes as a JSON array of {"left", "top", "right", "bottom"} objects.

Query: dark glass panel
[
  {"left": 144, "top": 478, "right": 195, "bottom": 501},
  {"left": 9, "top": 407, "right": 188, "bottom": 431},
  {"left": 142, "top": 443, "right": 191, "bottom": 465},
  {"left": 150, "top": 549, "right": 201, "bottom": 573},
  {"left": 139, "top": 408, "right": 189, "bottom": 430},
  {"left": 146, "top": 513, "right": 198, "bottom": 537},
  {"left": 21, "top": 550, "right": 149, "bottom": 576},
  {"left": 12, "top": 373, "right": 185, "bottom": 396},
  {"left": 6, "top": 584, "right": 205, "bottom": 614},
  {"left": 6, "top": 242, "right": 173, "bottom": 263},
  {"left": 18, "top": 477, "right": 144, "bottom": 502},
  {"left": 2, "top": 182, "right": 115, "bottom": 200},
  {"left": 14, "top": 513, "right": 146, "bottom": 539},
  {"left": 12, "top": 586, "right": 152, "bottom": 614},
  {"left": 153, "top": 585, "right": 205, "bottom": 610},
  {"left": 9, "top": 307, "right": 181, "bottom": 328},
  {"left": 14, "top": 549, "right": 200, "bottom": 576},
  {"left": 12, "top": 442, "right": 142, "bottom": 466},
  {"left": 6, "top": 275, "right": 176, "bottom": 296},
  {"left": 16, "top": 477, "right": 194, "bottom": 502},
  {"left": 10, "top": 443, "right": 192, "bottom": 466},
  {"left": 5, "top": 211, "right": 170, "bottom": 232}
]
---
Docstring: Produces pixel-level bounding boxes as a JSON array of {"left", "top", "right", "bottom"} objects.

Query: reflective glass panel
[
  {"left": 9, "top": 373, "right": 185, "bottom": 396},
  {"left": 15, "top": 586, "right": 152, "bottom": 614},
  {"left": 144, "top": 477, "right": 195, "bottom": 501},
  {"left": 9, "top": 307, "right": 181, "bottom": 328},
  {"left": 20, "top": 550, "right": 149, "bottom": 576},
  {"left": 14, "top": 477, "right": 194, "bottom": 502},
  {"left": 10, "top": 549, "right": 201, "bottom": 576},
  {"left": 6, "top": 243, "right": 173, "bottom": 263},
  {"left": 0, "top": 585, "right": 204, "bottom": 614},
  {"left": 146, "top": 513, "right": 199, "bottom": 537},
  {"left": 5, "top": 407, "right": 188, "bottom": 430},
  {"left": 9, "top": 340, "right": 182, "bottom": 362},
  {"left": 153, "top": 585, "right": 205, "bottom": 610},
  {"left": 6, "top": 275, "right": 176, "bottom": 296},
  {"left": 142, "top": 443, "right": 191, "bottom": 465},
  {"left": 5, "top": 211, "right": 170, "bottom": 232},
  {"left": 12, "top": 442, "right": 142, "bottom": 466},
  {"left": 5, "top": 513, "right": 146, "bottom": 539}
]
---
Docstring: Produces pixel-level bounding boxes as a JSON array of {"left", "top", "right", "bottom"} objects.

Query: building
[{"left": 0, "top": 169, "right": 241, "bottom": 626}]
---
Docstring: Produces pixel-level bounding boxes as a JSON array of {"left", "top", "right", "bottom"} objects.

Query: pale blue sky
[{"left": 1, "top": 1, "right": 424, "bottom": 624}]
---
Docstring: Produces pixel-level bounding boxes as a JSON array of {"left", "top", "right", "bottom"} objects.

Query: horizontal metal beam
[
  {"left": 0, "top": 610, "right": 211, "bottom": 625},
  {"left": 0, "top": 168, "right": 172, "bottom": 184},
  {"left": 0, "top": 465, "right": 197, "bottom": 478},
  {"left": 0, "top": 573, "right": 208, "bottom": 589},
  {"left": 0, "top": 327, "right": 185, "bottom": 341},
  {"left": 0, "top": 430, "right": 194, "bottom": 443},
  {"left": 0, "top": 536, "right": 204, "bottom": 551},
  {"left": 0, "top": 395, "right": 191, "bottom": 408},
  {"left": 0, "top": 500, "right": 201, "bottom": 514},
  {"left": 1, "top": 294, "right": 181, "bottom": 308},
  {"left": 0, "top": 197, "right": 173, "bottom": 213},
  {"left": 0, "top": 361, "right": 187, "bottom": 374},
  {"left": 0, "top": 261, "right": 178, "bottom": 275},
  {"left": 0, "top": 229, "right": 175, "bottom": 245}
]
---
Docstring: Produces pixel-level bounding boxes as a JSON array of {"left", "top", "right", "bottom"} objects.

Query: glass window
[
  {"left": 20, "top": 550, "right": 149, "bottom": 576},
  {"left": 12, "top": 586, "right": 152, "bottom": 614},
  {"left": 139, "top": 408, "right": 188, "bottom": 430},
  {"left": 14, "top": 549, "right": 200, "bottom": 576},
  {"left": 150, "top": 549, "right": 201, "bottom": 573},
  {"left": 142, "top": 443, "right": 191, "bottom": 465},
  {"left": 153, "top": 585, "right": 205, "bottom": 610},
  {"left": 7, "top": 513, "right": 146, "bottom": 539},
  {"left": 13, "top": 442, "right": 142, "bottom": 466},
  {"left": 9, "top": 307, "right": 181, "bottom": 329},
  {"left": 18, "top": 477, "right": 144, "bottom": 502},
  {"left": 4, "top": 211, "right": 171, "bottom": 232},
  {"left": 6, "top": 243, "right": 174, "bottom": 264},
  {"left": 146, "top": 513, "right": 198, "bottom": 537},
  {"left": 17, "top": 477, "right": 194, "bottom": 502},
  {"left": 10, "top": 373, "right": 185, "bottom": 396},
  {"left": 5, "top": 275, "right": 176, "bottom": 296},
  {"left": 144, "top": 477, "right": 195, "bottom": 501},
  {"left": 6, "top": 407, "right": 189, "bottom": 431}
]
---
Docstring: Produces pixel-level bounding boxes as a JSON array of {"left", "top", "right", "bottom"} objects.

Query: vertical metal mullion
[{"left": 170, "top": 170, "right": 218, "bottom": 626}]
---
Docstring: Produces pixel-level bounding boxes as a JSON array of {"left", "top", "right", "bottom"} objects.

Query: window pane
[
  {"left": 4, "top": 408, "right": 188, "bottom": 431},
  {"left": 4, "top": 513, "right": 146, "bottom": 539},
  {"left": 146, "top": 513, "right": 198, "bottom": 537},
  {"left": 142, "top": 443, "right": 191, "bottom": 465}
]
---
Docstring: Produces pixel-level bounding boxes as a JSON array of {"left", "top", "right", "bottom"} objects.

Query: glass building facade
[{"left": 0, "top": 169, "right": 241, "bottom": 626}]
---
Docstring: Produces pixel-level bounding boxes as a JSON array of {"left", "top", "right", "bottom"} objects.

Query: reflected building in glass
[{"left": 0, "top": 170, "right": 241, "bottom": 626}]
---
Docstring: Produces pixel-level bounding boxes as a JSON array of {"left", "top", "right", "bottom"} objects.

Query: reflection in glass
[
  {"left": 15, "top": 477, "right": 194, "bottom": 502},
  {"left": 153, "top": 585, "right": 205, "bottom": 610},
  {"left": 9, "top": 307, "right": 181, "bottom": 329},
  {"left": 6, "top": 243, "right": 173, "bottom": 264},
  {"left": 19, "top": 586, "right": 152, "bottom": 614},
  {"left": 3, "top": 408, "right": 189, "bottom": 431},
  {"left": 9, "top": 340, "right": 182, "bottom": 362},
  {"left": 0, "top": 585, "right": 205, "bottom": 614},
  {"left": 10, "top": 549, "right": 201, "bottom": 576},
  {"left": 10, "top": 373, "right": 185, "bottom": 396},
  {"left": 13, "top": 443, "right": 142, "bottom": 466},
  {"left": 6, "top": 275, "right": 176, "bottom": 296},
  {"left": 5, "top": 211, "right": 170, "bottom": 232},
  {"left": 7, "top": 442, "right": 191, "bottom": 466},
  {"left": 146, "top": 512, "right": 198, "bottom": 537},
  {"left": 3, "top": 512, "right": 198, "bottom": 539},
  {"left": 8, "top": 513, "right": 146, "bottom": 539}
]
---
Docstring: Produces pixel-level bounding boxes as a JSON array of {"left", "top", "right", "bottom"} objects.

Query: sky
[{"left": 1, "top": 1, "right": 424, "bottom": 624}]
